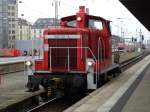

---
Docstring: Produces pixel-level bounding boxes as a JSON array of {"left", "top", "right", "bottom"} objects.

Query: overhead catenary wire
[{"left": 61, "top": 1, "right": 77, "bottom": 10}]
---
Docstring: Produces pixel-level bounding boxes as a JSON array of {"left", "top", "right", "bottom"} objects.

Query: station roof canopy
[{"left": 119, "top": 0, "right": 150, "bottom": 31}]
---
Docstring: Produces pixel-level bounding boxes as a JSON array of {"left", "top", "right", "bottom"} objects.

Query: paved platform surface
[
  {"left": 122, "top": 63, "right": 150, "bottom": 112},
  {"left": 64, "top": 55, "right": 150, "bottom": 112},
  {"left": 0, "top": 56, "right": 41, "bottom": 65},
  {"left": 0, "top": 72, "right": 44, "bottom": 110}
]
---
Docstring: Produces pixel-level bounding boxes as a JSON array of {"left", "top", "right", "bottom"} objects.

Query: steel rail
[
  {"left": 120, "top": 51, "right": 149, "bottom": 71},
  {"left": 26, "top": 97, "right": 58, "bottom": 112}
]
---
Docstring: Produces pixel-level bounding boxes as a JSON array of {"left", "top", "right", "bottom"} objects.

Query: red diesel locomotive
[{"left": 26, "top": 6, "right": 119, "bottom": 97}]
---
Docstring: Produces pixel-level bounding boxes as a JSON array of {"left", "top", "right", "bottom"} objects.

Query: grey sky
[
  {"left": 18, "top": 0, "right": 134, "bottom": 22},
  {"left": 18, "top": 0, "right": 149, "bottom": 41}
]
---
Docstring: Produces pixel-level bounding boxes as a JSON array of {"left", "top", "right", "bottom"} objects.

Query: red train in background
[
  {"left": 26, "top": 6, "right": 119, "bottom": 98},
  {"left": 0, "top": 49, "right": 21, "bottom": 57}
]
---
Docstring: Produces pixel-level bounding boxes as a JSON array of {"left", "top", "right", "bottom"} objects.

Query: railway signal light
[
  {"left": 134, "top": 38, "right": 137, "bottom": 41},
  {"left": 131, "top": 37, "right": 137, "bottom": 42},
  {"left": 132, "top": 37, "right": 134, "bottom": 42},
  {"left": 142, "top": 35, "right": 144, "bottom": 41}
]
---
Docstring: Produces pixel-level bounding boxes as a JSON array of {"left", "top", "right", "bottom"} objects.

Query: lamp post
[
  {"left": 115, "top": 18, "right": 125, "bottom": 43},
  {"left": 139, "top": 29, "right": 142, "bottom": 52}
]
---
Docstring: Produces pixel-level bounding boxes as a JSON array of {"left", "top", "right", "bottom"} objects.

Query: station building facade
[{"left": 0, "top": 0, "right": 18, "bottom": 48}]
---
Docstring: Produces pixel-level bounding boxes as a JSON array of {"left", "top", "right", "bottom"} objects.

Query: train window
[
  {"left": 47, "top": 34, "right": 80, "bottom": 39},
  {"left": 67, "top": 20, "right": 76, "bottom": 27},
  {"left": 109, "top": 22, "right": 113, "bottom": 35},
  {"left": 88, "top": 20, "right": 103, "bottom": 30}
]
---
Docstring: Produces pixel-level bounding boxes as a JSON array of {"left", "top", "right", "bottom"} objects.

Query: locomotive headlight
[
  {"left": 77, "top": 17, "right": 82, "bottom": 22},
  {"left": 25, "top": 60, "right": 34, "bottom": 76},
  {"left": 26, "top": 61, "right": 32, "bottom": 67},
  {"left": 87, "top": 61, "right": 93, "bottom": 66}
]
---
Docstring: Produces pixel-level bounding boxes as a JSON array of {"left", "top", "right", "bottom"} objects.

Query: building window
[
  {"left": 9, "top": 30, "right": 11, "bottom": 34},
  {"left": 11, "top": 6, "right": 15, "bottom": 10},
  {"left": 8, "top": 18, "right": 11, "bottom": 21},
  {"left": 12, "top": 30, "right": 15, "bottom": 34},
  {"left": 12, "top": 24, "right": 15, "bottom": 28},
  {"left": 8, "top": 12, "right": 11, "bottom": 16},
  {"left": 12, "top": 36, "right": 15, "bottom": 40},
  {"left": 11, "top": 12, "right": 15, "bottom": 16},
  {"left": 12, "top": 18, "right": 15, "bottom": 21},
  {"left": 8, "top": 6, "right": 11, "bottom": 10},
  {"left": 9, "top": 36, "right": 11, "bottom": 39}
]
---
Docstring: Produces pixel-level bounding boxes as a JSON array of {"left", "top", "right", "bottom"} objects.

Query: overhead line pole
[{"left": 52, "top": 0, "right": 60, "bottom": 27}]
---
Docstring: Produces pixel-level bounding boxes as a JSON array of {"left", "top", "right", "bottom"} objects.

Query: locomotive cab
[{"left": 26, "top": 6, "right": 115, "bottom": 97}]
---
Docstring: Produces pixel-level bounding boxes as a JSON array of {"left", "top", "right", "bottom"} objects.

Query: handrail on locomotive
[
  {"left": 26, "top": 6, "right": 119, "bottom": 94},
  {"left": 49, "top": 46, "right": 98, "bottom": 73}
]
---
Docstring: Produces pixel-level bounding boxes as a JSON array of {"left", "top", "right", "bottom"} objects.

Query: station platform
[
  {"left": 122, "top": 63, "right": 150, "bottom": 112},
  {"left": 0, "top": 72, "right": 44, "bottom": 111},
  {"left": 0, "top": 56, "right": 41, "bottom": 65},
  {"left": 0, "top": 51, "right": 143, "bottom": 111},
  {"left": 64, "top": 54, "right": 150, "bottom": 112}
]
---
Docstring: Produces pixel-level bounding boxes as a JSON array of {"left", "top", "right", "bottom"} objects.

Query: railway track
[
  {"left": 23, "top": 51, "right": 149, "bottom": 112},
  {"left": 25, "top": 96, "right": 86, "bottom": 112},
  {"left": 26, "top": 98, "right": 58, "bottom": 112},
  {"left": 120, "top": 51, "right": 149, "bottom": 71}
]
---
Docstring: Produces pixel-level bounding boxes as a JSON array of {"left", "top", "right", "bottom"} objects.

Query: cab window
[
  {"left": 88, "top": 19, "right": 103, "bottom": 30},
  {"left": 67, "top": 20, "right": 76, "bottom": 27}
]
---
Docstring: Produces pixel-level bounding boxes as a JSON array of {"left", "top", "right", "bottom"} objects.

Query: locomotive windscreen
[{"left": 48, "top": 34, "right": 80, "bottom": 71}]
